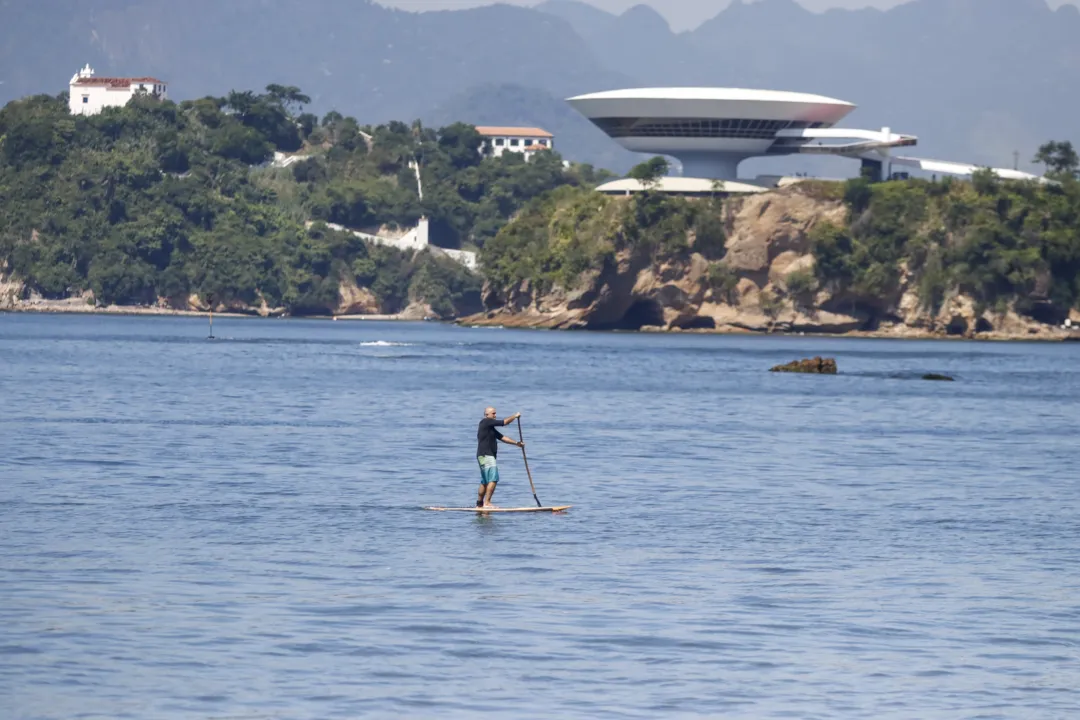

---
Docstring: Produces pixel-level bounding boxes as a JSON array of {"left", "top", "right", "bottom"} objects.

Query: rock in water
[
  {"left": 770, "top": 357, "right": 838, "bottom": 374},
  {"left": 921, "top": 373, "right": 955, "bottom": 381}
]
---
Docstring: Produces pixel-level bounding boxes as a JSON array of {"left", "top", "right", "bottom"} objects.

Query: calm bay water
[{"left": 1, "top": 313, "right": 1079, "bottom": 719}]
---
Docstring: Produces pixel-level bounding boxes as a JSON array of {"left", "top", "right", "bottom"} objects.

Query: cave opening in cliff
[
  {"left": 677, "top": 316, "right": 717, "bottom": 330},
  {"left": 974, "top": 317, "right": 993, "bottom": 333},
  {"left": 1025, "top": 302, "right": 1066, "bottom": 326},
  {"left": 946, "top": 316, "right": 968, "bottom": 336},
  {"left": 595, "top": 299, "right": 666, "bottom": 330}
]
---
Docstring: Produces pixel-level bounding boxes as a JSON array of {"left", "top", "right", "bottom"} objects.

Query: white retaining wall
[{"left": 307, "top": 218, "right": 478, "bottom": 270}]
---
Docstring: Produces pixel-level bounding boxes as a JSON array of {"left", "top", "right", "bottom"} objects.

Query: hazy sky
[{"left": 377, "top": 0, "right": 1077, "bottom": 32}]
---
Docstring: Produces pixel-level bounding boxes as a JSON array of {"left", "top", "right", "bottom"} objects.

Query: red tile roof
[
  {"left": 73, "top": 76, "right": 166, "bottom": 88},
  {"left": 475, "top": 126, "right": 553, "bottom": 139}
]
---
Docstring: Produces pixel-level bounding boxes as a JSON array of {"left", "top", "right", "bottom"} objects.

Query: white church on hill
[{"left": 68, "top": 64, "right": 168, "bottom": 116}]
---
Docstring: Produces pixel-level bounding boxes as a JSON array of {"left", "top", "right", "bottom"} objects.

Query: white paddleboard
[{"left": 425, "top": 505, "right": 572, "bottom": 513}]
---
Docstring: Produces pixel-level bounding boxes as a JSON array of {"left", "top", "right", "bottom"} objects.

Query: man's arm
[
  {"left": 499, "top": 434, "right": 523, "bottom": 448},
  {"left": 502, "top": 412, "right": 521, "bottom": 426}
]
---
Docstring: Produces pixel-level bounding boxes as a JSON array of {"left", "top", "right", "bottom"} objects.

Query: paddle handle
[{"left": 518, "top": 418, "right": 541, "bottom": 507}]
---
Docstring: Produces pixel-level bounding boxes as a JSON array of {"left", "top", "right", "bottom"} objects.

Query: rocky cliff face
[
  {"left": 462, "top": 188, "right": 1078, "bottom": 340},
  {"left": 0, "top": 269, "right": 433, "bottom": 319},
  {"left": 0, "top": 262, "right": 23, "bottom": 311}
]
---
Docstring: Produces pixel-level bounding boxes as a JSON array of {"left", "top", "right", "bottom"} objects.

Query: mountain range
[{"left": 1, "top": 0, "right": 1077, "bottom": 174}]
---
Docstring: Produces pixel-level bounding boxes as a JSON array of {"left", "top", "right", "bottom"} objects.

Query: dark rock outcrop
[{"left": 770, "top": 357, "right": 838, "bottom": 374}]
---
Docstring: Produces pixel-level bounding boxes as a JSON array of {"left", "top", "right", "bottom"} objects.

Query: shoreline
[
  {"left": 455, "top": 316, "right": 1080, "bottom": 343},
  {"left": 4, "top": 304, "right": 1078, "bottom": 342},
  {"left": 0, "top": 303, "right": 418, "bottom": 322}
]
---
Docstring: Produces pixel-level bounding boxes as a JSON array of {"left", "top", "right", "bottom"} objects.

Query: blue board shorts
[{"left": 477, "top": 456, "right": 500, "bottom": 485}]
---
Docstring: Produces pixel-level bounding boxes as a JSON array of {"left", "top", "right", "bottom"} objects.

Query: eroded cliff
[{"left": 463, "top": 183, "right": 1080, "bottom": 340}]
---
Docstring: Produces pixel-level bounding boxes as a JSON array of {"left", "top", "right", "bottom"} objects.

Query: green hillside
[{"left": 0, "top": 87, "right": 603, "bottom": 315}]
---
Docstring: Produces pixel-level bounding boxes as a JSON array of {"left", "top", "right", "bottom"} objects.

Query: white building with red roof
[
  {"left": 475, "top": 126, "right": 554, "bottom": 161},
  {"left": 68, "top": 64, "right": 168, "bottom": 116}
]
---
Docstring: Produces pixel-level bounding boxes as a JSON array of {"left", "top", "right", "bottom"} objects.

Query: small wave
[{"left": 360, "top": 341, "right": 413, "bottom": 347}]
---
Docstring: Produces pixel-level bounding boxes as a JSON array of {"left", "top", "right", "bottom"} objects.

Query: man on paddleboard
[{"left": 476, "top": 407, "right": 523, "bottom": 508}]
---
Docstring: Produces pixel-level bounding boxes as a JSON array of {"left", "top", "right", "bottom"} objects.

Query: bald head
[{"left": 484, "top": 406, "right": 496, "bottom": 418}]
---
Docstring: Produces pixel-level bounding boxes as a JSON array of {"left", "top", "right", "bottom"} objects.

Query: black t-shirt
[{"left": 476, "top": 418, "right": 505, "bottom": 457}]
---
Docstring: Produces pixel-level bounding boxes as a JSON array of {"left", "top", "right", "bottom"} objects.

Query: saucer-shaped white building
[
  {"left": 567, "top": 87, "right": 1040, "bottom": 189},
  {"left": 567, "top": 87, "right": 856, "bottom": 180}
]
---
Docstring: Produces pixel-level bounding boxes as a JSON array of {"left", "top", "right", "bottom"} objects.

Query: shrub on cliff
[
  {"left": 813, "top": 165, "right": 1080, "bottom": 319},
  {"left": 481, "top": 186, "right": 620, "bottom": 294},
  {"left": 707, "top": 262, "right": 740, "bottom": 303},
  {"left": 692, "top": 204, "right": 727, "bottom": 260},
  {"left": 624, "top": 192, "right": 697, "bottom": 255},
  {"left": 482, "top": 186, "right": 712, "bottom": 295},
  {"left": 784, "top": 268, "right": 818, "bottom": 310},
  {"left": 758, "top": 289, "right": 784, "bottom": 322},
  {"left": 408, "top": 251, "right": 483, "bottom": 318}
]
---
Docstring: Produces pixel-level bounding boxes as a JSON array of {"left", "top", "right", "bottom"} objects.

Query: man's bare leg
[
  {"left": 476, "top": 484, "right": 486, "bottom": 508},
  {"left": 483, "top": 482, "right": 498, "bottom": 508}
]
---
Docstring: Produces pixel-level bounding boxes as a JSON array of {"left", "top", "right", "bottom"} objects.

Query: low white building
[
  {"left": 475, "top": 126, "right": 554, "bottom": 160},
  {"left": 68, "top": 64, "right": 168, "bottom": 116}
]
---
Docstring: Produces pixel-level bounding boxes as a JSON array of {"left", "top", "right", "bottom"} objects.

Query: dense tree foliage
[
  {"left": 813, "top": 169, "right": 1080, "bottom": 321},
  {"left": 296, "top": 118, "right": 605, "bottom": 250},
  {"left": 481, "top": 187, "right": 719, "bottom": 294},
  {"left": 0, "top": 87, "right": 601, "bottom": 315}
]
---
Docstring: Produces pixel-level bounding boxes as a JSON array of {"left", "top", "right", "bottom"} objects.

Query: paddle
[{"left": 517, "top": 417, "right": 542, "bottom": 508}]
